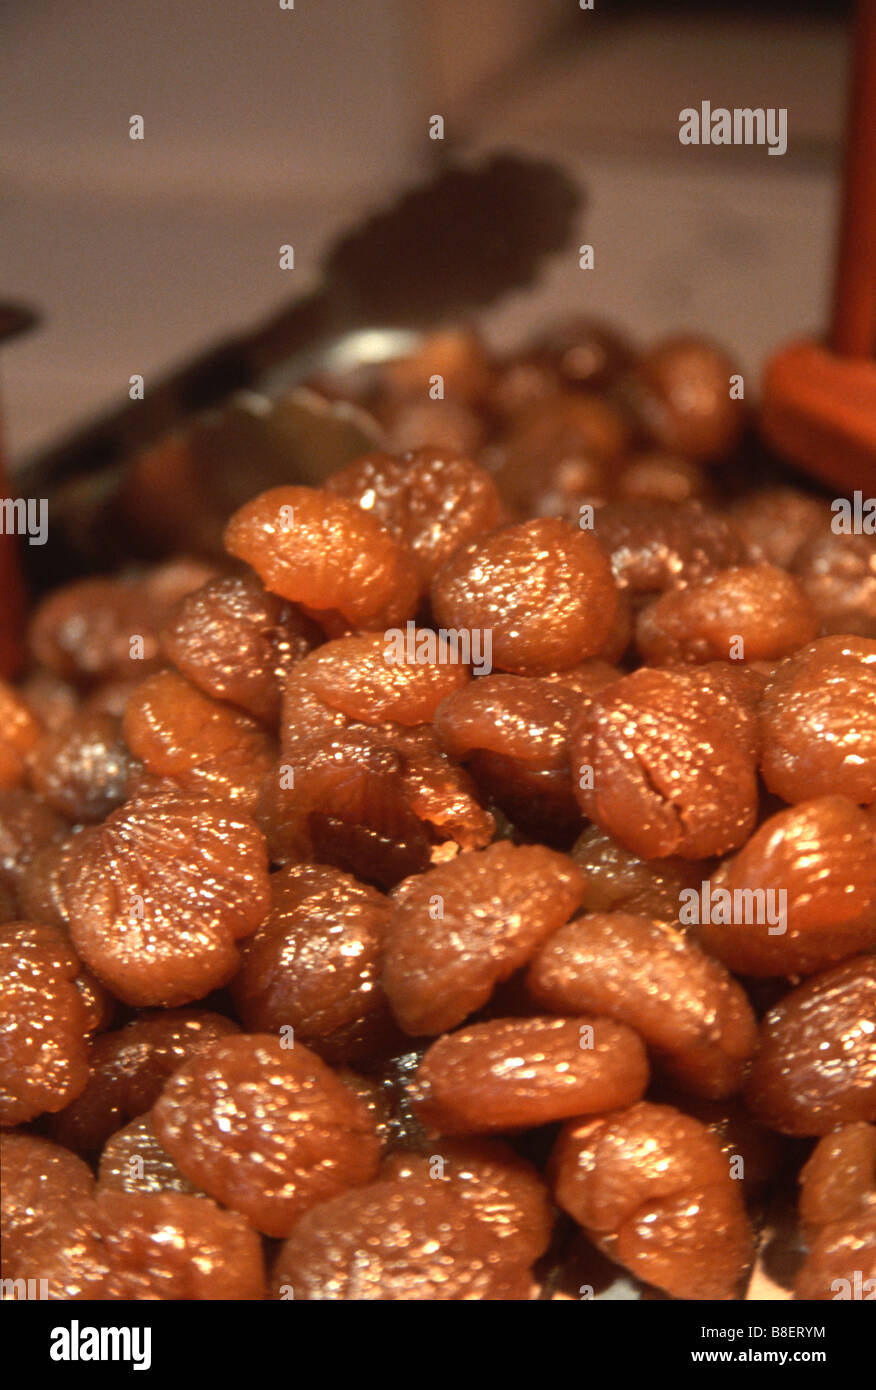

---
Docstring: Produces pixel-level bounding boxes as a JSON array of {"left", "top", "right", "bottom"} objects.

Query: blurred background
[{"left": 0, "top": 0, "right": 854, "bottom": 462}]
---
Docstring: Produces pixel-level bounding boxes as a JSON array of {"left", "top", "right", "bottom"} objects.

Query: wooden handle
[
  {"left": 762, "top": 339, "right": 876, "bottom": 491},
  {"left": 831, "top": 0, "right": 876, "bottom": 358}
]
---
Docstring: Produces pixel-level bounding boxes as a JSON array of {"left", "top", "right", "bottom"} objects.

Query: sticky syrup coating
[
  {"left": 593, "top": 500, "right": 746, "bottom": 596},
  {"left": 570, "top": 824, "right": 703, "bottom": 920},
  {"left": 616, "top": 1197, "right": 759, "bottom": 1301},
  {"left": 336, "top": 1068, "right": 395, "bottom": 1151},
  {"left": 13, "top": 1190, "right": 266, "bottom": 1300},
  {"left": 1, "top": 899, "right": 114, "bottom": 1036},
  {"left": 551, "top": 1101, "right": 753, "bottom": 1299},
  {"left": 383, "top": 843, "right": 585, "bottom": 1036},
  {"left": 673, "top": 660, "right": 766, "bottom": 761},
  {"left": 597, "top": 590, "right": 636, "bottom": 663},
  {"left": 0, "top": 788, "right": 67, "bottom": 895},
  {"left": 528, "top": 911, "right": 757, "bottom": 1099},
  {"left": 19, "top": 832, "right": 85, "bottom": 929},
  {"left": 727, "top": 486, "right": 828, "bottom": 569},
  {"left": 27, "top": 559, "right": 213, "bottom": 689},
  {"left": 123, "top": 669, "right": 276, "bottom": 811},
  {"left": 224, "top": 485, "right": 416, "bottom": 629},
  {"left": 160, "top": 572, "right": 319, "bottom": 725},
  {"left": 0, "top": 922, "right": 90, "bottom": 1124},
  {"left": 326, "top": 447, "right": 502, "bottom": 586},
  {"left": 383, "top": 723, "right": 496, "bottom": 852},
  {"left": 635, "top": 564, "right": 818, "bottom": 665},
  {"left": 45, "top": 1009, "right": 240, "bottom": 1153},
  {"left": 258, "top": 734, "right": 418, "bottom": 873},
  {"left": 28, "top": 577, "right": 166, "bottom": 686},
  {"left": 515, "top": 385, "right": 629, "bottom": 460},
  {"left": 571, "top": 667, "right": 758, "bottom": 859},
  {"left": 344, "top": 1048, "right": 429, "bottom": 1155},
  {"left": 432, "top": 670, "right": 617, "bottom": 838},
  {"left": 258, "top": 730, "right": 436, "bottom": 883},
  {"left": 286, "top": 631, "right": 470, "bottom": 727},
  {"left": 615, "top": 452, "right": 708, "bottom": 505},
  {"left": 625, "top": 336, "right": 746, "bottom": 461},
  {"left": 487, "top": 392, "right": 628, "bottom": 516},
  {"left": 72, "top": 965, "right": 115, "bottom": 1035},
  {"left": 26, "top": 712, "right": 133, "bottom": 823},
  {"left": 258, "top": 719, "right": 493, "bottom": 886},
  {"left": 433, "top": 673, "right": 589, "bottom": 772},
  {"left": 743, "top": 956, "right": 876, "bottom": 1135},
  {"left": 152, "top": 1033, "right": 382, "bottom": 1237},
  {"left": 759, "top": 636, "right": 876, "bottom": 804},
  {"left": 61, "top": 794, "right": 270, "bottom": 1007},
  {"left": 436, "top": 664, "right": 620, "bottom": 828},
  {"left": 791, "top": 528, "right": 876, "bottom": 638},
  {"left": 1, "top": 1132, "right": 95, "bottom": 1277},
  {"left": 381, "top": 1137, "right": 554, "bottom": 1262},
  {"left": 553, "top": 1101, "right": 729, "bottom": 1227},
  {"left": 793, "top": 1196, "right": 876, "bottom": 1300},
  {"left": 439, "top": 749, "right": 582, "bottom": 851},
  {"left": 277, "top": 671, "right": 349, "bottom": 756},
  {"left": 431, "top": 518, "right": 618, "bottom": 675},
  {"left": 0, "top": 681, "right": 42, "bottom": 788},
  {"left": 272, "top": 1175, "right": 534, "bottom": 1300},
  {"left": 490, "top": 655, "right": 621, "bottom": 691},
  {"left": 231, "top": 863, "right": 398, "bottom": 1065},
  {"left": 798, "top": 1123, "right": 876, "bottom": 1229},
  {"left": 0, "top": 901, "right": 113, "bottom": 1037},
  {"left": 411, "top": 1014, "right": 649, "bottom": 1134},
  {"left": 693, "top": 797, "right": 876, "bottom": 977},
  {"left": 98, "top": 1113, "right": 203, "bottom": 1197},
  {"left": 497, "top": 453, "right": 608, "bottom": 530},
  {"left": 662, "top": 1092, "right": 785, "bottom": 1196}
]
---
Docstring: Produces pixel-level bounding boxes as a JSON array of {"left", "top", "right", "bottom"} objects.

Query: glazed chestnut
[{"left": 4, "top": 316, "right": 874, "bottom": 1305}]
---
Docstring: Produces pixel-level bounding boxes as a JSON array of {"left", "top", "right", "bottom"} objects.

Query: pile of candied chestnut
[{"left": 1, "top": 322, "right": 874, "bottom": 1301}]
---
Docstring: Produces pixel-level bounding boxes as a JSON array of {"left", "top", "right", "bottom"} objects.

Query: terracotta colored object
[
  {"left": 761, "top": 0, "right": 876, "bottom": 490},
  {"left": 761, "top": 341, "right": 876, "bottom": 492}
]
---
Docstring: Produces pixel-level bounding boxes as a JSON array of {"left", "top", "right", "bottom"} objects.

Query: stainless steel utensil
[{"left": 16, "top": 152, "right": 580, "bottom": 587}]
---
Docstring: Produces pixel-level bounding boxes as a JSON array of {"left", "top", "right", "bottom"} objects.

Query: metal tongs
[{"left": 11, "top": 153, "right": 579, "bottom": 581}]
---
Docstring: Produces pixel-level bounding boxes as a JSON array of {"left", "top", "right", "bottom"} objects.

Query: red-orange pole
[{"left": 831, "top": 0, "right": 876, "bottom": 358}]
